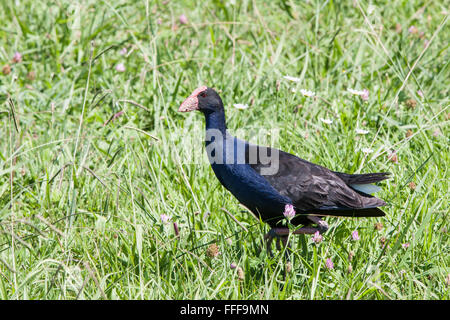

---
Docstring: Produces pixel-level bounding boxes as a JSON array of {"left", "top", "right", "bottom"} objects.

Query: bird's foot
[
  {"left": 264, "top": 218, "right": 329, "bottom": 257},
  {"left": 306, "top": 215, "right": 329, "bottom": 234}
]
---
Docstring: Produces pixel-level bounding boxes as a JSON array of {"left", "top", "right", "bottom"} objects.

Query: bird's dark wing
[{"left": 246, "top": 143, "right": 386, "bottom": 214}]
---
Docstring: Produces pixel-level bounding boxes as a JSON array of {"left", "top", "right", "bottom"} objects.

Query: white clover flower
[
  {"left": 300, "top": 89, "right": 315, "bottom": 97},
  {"left": 355, "top": 128, "right": 369, "bottom": 135},
  {"left": 119, "top": 47, "right": 128, "bottom": 55},
  {"left": 283, "top": 75, "right": 301, "bottom": 82},
  {"left": 179, "top": 14, "right": 188, "bottom": 25},
  {"left": 348, "top": 88, "right": 365, "bottom": 95},
  {"left": 115, "top": 63, "right": 126, "bottom": 72},
  {"left": 360, "top": 89, "right": 369, "bottom": 101},
  {"left": 320, "top": 118, "right": 333, "bottom": 125},
  {"left": 325, "top": 258, "right": 334, "bottom": 270},
  {"left": 417, "top": 90, "right": 424, "bottom": 98},
  {"left": 233, "top": 103, "right": 249, "bottom": 110},
  {"left": 160, "top": 214, "right": 170, "bottom": 224},
  {"left": 408, "top": 25, "right": 418, "bottom": 34},
  {"left": 348, "top": 88, "right": 369, "bottom": 101}
]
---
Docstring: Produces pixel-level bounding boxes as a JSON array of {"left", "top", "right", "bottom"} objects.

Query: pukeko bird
[{"left": 179, "top": 86, "right": 389, "bottom": 254}]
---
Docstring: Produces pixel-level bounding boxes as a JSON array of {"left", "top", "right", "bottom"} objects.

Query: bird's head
[{"left": 178, "top": 86, "right": 223, "bottom": 114}]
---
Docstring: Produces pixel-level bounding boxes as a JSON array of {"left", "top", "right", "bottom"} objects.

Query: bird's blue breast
[{"left": 206, "top": 134, "right": 290, "bottom": 216}]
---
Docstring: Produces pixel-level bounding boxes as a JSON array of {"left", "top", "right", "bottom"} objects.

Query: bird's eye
[{"left": 199, "top": 92, "right": 207, "bottom": 98}]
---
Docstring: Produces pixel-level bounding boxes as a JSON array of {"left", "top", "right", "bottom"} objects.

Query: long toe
[
  {"left": 307, "top": 216, "right": 329, "bottom": 234},
  {"left": 292, "top": 226, "right": 320, "bottom": 235}
]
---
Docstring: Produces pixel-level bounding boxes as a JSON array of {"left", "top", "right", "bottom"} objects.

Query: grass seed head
[
  {"left": 2, "top": 64, "right": 11, "bottom": 75},
  {"left": 286, "top": 261, "right": 292, "bottom": 273},
  {"left": 348, "top": 251, "right": 355, "bottom": 261},
  {"left": 387, "top": 150, "right": 399, "bottom": 164},
  {"left": 406, "top": 129, "right": 413, "bottom": 139},
  {"left": 27, "top": 71, "right": 36, "bottom": 81},
  {"left": 380, "top": 237, "right": 387, "bottom": 248},
  {"left": 206, "top": 243, "right": 220, "bottom": 258},
  {"left": 237, "top": 267, "right": 245, "bottom": 280},
  {"left": 374, "top": 222, "right": 383, "bottom": 231},
  {"left": 405, "top": 99, "right": 417, "bottom": 109}
]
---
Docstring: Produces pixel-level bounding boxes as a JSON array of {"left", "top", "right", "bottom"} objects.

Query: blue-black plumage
[{"left": 179, "top": 87, "right": 389, "bottom": 236}]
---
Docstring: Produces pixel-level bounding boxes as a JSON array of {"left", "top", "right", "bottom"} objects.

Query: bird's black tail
[
  {"left": 333, "top": 172, "right": 390, "bottom": 184},
  {"left": 311, "top": 206, "right": 386, "bottom": 218}
]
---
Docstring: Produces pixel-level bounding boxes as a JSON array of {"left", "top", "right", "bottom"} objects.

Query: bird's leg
[
  {"left": 291, "top": 226, "right": 321, "bottom": 235},
  {"left": 264, "top": 228, "right": 287, "bottom": 257},
  {"left": 265, "top": 227, "right": 316, "bottom": 256},
  {"left": 276, "top": 236, "right": 292, "bottom": 253},
  {"left": 276, "top": 236, "right": 282, "bottom": 251},
  {"left": 264, "top": 228, "right": 276, "bottom": 257},
  {"left": 264, "top": 217, "right": 328, "bottom": 257},
  {"left": 264, "top": 228, "right": 292, "bottom": 258}
]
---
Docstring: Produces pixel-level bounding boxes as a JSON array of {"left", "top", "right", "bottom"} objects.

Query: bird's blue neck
[
  {"left": 204, "top": 110, "right": 227, "bottom": 134},
  {"left": 204, "top": 110, "right": 230, "bottom": 166}
]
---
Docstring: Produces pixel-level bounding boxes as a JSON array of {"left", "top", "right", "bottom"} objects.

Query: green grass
[{"left": 0, "top": 0, "right": 448, "bottom": 299}]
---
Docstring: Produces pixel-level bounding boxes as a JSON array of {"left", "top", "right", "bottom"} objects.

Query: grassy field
[{"left": 0, "top": 0, "right": 448, "bottom": 300}]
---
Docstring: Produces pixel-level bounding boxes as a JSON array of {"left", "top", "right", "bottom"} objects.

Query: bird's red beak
[{"left": 178, "top": 86, "right": 207, "bottom": 112}]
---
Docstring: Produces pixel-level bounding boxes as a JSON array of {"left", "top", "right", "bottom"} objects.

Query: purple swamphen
[{"left": 179, "top": 86, "right": 389, "bottom": 255}]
